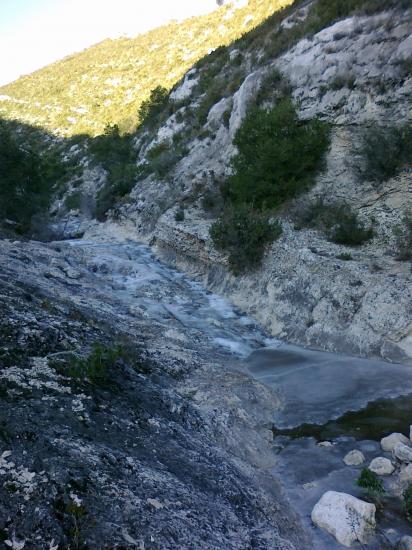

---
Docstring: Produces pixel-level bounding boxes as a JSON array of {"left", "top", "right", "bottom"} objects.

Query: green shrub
[
  {"left": 222, "top": 107, "right": 232, "bottom": 129},
  {"left": 396, "top": 211, "right": 412, "bottom": 261},
  {"left": 255, "top": 69, "right": 290, "bottom": 106},
  {"left": 357, "top": 467, "right": 385, "bottom": 496},
  {"left": 359, "top": 124, "right": 412, "bottom": 184},
  {"left": 138, "top": 86, "right": 170, "bottom": 127},
  {"left": 293, "top": 198, "right": 330, "bottom": 230},
  {"left": 65, "top": 191, "right": 83, "bottom": 211},
  {"left": 202, "top": 189, "right": 223, "bottom": 215},
  {"left": 326, "top": 206, "right": 374, "bottom": 246},
  {"left": 210, "top": 205, "right": 282, "bottom": 275},
  {"left": 197, "top": 79, "right": 226, "bottom": 126},
  {"left": 294, "top": 199, "right": 374, "bottom": 246},
  {"left": 146, "top": 140, "right": 188, "bottom": 179},
  {"left": 175, "top": 208, "right": 185, "bottom": 222},
  {"left": 397, "top": 57, "right": 412, "bottom": 79},
  {"left": 403, "top": 483, "right": 412, "bottom": 522},
  {"left": 224, "top": 99, "right": 330, "bottom": 209},
  {"left": 68, "top": 343, "right": 125, "bottom": 385}
]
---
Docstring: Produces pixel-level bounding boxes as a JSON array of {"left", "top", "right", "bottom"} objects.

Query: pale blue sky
[{"left": 0, "top": 0, "right": 219, "bottom": 86}]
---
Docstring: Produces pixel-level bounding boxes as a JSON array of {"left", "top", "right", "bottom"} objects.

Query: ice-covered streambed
[{"left": 67, "top": 239, "right": 412, "bottom": 547}]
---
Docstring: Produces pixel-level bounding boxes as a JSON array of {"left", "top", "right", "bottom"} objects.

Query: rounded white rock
[
  {"left": 381, "top": 433, "right": 410, "bottom": 452},
  {"left": 369, "top": 457, "right": 395, "bottom": 475},
  {"left": 311, "top": 491, "right": 376, "bottom": 548},
  {"left": 394, "top": 442, "right": 412, "bottom": 464},
  {"left": 343, "top": 449, "right": 365, "bottom": 466}
]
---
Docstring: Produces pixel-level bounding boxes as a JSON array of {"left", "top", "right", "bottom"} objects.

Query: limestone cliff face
[{"left": 84, "top": 4, "right": 412, "bottom": 363}]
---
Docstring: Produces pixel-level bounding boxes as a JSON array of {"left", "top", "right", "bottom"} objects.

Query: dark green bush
[
  {"left": 65, "top": 191, "right": 83, "bottom": 211},
  {"left": 138, "top": 86, "right": 170, "bottom": 127},
  {"left": 294, "top": 199, "right": 374, "bottom": 246},
  {"left": 359, "top": 124, "right": 412, "bottom": 184},
  {"left": 146, "top": 140, "right": 188, "bottom": 179},
  {"left": 255, "top": 69, "right": 290, "bottom": 106},
  {"left": 0, "top": 122, "right": 58, "bottom": 234},
  {"left": 293, "top": 198, "right": 329, "bottom": 230},
  {"left": 224, "top": 99, "right": 330, "bottom": 209},
  {"left": 68, "top": 343, "right": 125, "bottom": 385},
  {"left": 326, "top": 206, "right": 374, "bottom": 246},
  {"left": 175, "top": 208, "right": 185, "bottom": 222},
  {"left": 210, "top": 205, "right": 282, "bottom": 275},
  {"left": 222, "top": 107, "right": 232, "bottom": 129},
  {"left": 202, "top": 189, "right": 223, "bottom": 215},
  {"left": 357, "top": 467, "right": 385, "bottom": 496},
  {"left": 403, "top": 483, "right": 412, "bottom": 522},
  {"left": 197, "top": 79, "right": 226, "bottom": 126}
]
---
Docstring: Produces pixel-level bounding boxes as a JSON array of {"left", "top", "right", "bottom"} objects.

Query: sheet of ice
[{"left": 245, "top": 344, "right": 412, "bottom": 428}]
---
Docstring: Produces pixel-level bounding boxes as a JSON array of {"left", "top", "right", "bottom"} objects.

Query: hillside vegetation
[{"left": 0, "top": 0, "right": 293, "bottom": 136}]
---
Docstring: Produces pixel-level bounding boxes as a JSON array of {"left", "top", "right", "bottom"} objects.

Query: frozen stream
[{"left": 67, "top": 239, "right": 412, "bottom": 548}]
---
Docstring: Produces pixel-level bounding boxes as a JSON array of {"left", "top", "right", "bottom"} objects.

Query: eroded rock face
[
  {"left": 114, "top": 4, "right": 412, "bottom": 364},
  {"left": 311, "top": 491, "right": 376, "bottom": 547}
]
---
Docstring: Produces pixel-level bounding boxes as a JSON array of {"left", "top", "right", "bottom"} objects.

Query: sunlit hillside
[{"left": 0, "top": 0, "right": 292, "bottom": 136}]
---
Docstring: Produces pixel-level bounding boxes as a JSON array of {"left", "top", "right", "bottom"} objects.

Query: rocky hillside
[
  {"left": 0, "top": 0, "right": 292, "bottom": 136},
  {"left": 0, "top": 237, "right": 308, "bottom": 548},
  {"left": 62, "top": 0, "right": 411, "bottom": 364}
]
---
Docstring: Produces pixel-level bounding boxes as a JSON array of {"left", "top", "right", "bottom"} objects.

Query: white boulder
[
  {"left": 311, "top": 491, "right": 376, "bottom": 547},
  {"left": 369, "top": 457, "right": 395, "bottom": 476},
  {"left": 394, "top": 442, "right": 412, "bottom": 464},
  {"left": 381, "top": 433, "right": 410, "bottom": 452},
  {"left": 343, "top": 450, "right": 365, "bottom": 466}
]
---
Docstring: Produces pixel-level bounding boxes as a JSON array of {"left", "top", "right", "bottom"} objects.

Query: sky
[{"left": 0, "top": 0, "right": 219, "bottom": 86}]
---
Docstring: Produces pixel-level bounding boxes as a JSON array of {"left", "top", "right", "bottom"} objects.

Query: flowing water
[{"left": 66, "top": 239, "right": 412, "bottom": 547}]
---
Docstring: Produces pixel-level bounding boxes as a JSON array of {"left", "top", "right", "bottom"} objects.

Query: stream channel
[{"left": 66, "top": 238, "right": 412, "bottom": 548}]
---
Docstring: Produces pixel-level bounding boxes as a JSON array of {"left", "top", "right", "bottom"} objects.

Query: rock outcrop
[{"left": 104, "top": 3, "right": 412, "bottom": 364}]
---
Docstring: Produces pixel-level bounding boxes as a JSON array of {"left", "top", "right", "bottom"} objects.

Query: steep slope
[{"left": 0, "top": 0, "right": 292, "bottom": 136}]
